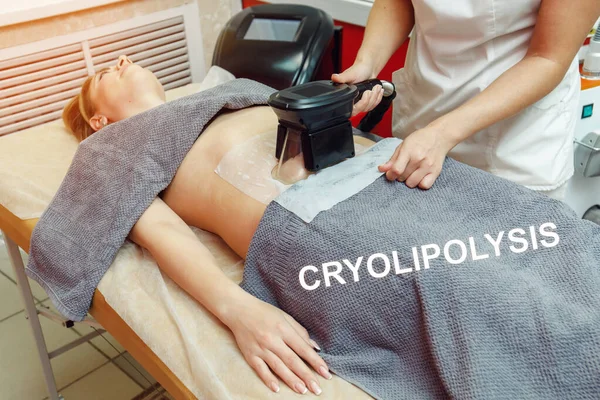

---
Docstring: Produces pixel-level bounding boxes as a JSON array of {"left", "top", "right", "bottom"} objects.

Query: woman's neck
[{"left": 122, "top": 95, "right": 166, "bottom": 119}]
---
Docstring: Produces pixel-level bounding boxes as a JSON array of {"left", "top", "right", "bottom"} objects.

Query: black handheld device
[{"left": 268, "top": 79, "right": 396, "bottom": 171}]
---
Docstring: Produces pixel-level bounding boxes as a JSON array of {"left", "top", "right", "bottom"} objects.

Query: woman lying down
[{"left": 60, "top": 56, "right": 600, "bottom": 399}]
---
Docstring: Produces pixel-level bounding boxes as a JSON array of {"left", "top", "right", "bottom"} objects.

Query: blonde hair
[{"left": 62, "top": 74, "right": 97, "bottom": 142}]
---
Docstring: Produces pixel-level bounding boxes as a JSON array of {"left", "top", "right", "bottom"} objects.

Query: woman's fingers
[
  {"left": 282, "top": 314, "right": 332, "bottom": 381},
  {"left": 379, "top": 143, "right": 402, "bottom": 173},
  {"left": 376, "top": 85, "right": 384, "bottom": 107},
  {"left": 405, "top": 166, "right": 429, "bottom": 188},
  {"left": 419, "top": 173, "right": 435, "bottom": 190},
  {"left": 379, "top": 125, "right": 450, "bottom": 188},
  {"left": 247, "top": 355, "right": 281, "bottom": 393},
  {"left": 419, "top": 167, "right": 442, "bottom": 190},
  {"left": 353, "top": 86, "right": 384, "bottom": 116},
  {"left": 366, "top": 85, "right": 383, "bottom": 111},
  {"left": 352, "top": 90, "right": 372, "bottom": 116},
  {"left": 284, "top": 331, "right": 332, "bottom": 382},
  {"left": 385, "top": 150, "right": 410, "bottom": 181},
  {"left": 231, "top": 300, "right": 330, "bottom": 395},
  {"left": 331, "top": 66, "right": 360, "bottom": 84},
  {"left": 264, "top": 346, "right": 320, "bottom": 395},
  {"left": 283, "top": 314, "right": 318, "bottom": 349},
  {"left": 396, "top": 157, "right": 420, "bottom": 183},
  {"left": 331, "top": 61, "right": 375, "bottom": 84}
]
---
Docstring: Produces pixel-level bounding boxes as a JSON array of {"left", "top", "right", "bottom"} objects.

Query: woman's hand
[
  {"left": 224, "top": 295, "right": 332, "bottom": 395},
  {"left": 378, "top": 123, "right": 458, "bottom": 189},
  {"left": 332, "top": 62, "right": 383, "bottom": 117}
]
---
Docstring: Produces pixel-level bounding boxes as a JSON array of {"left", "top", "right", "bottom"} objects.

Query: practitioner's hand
[
  {"left": 378, "top": 124, "right": 457, "bottom": 189},
  {"left": 332, "top": 62, "right": 383, "bottom": 117},
  {"left": 225, "top": 295, "right": 332, "bottom": 395}
]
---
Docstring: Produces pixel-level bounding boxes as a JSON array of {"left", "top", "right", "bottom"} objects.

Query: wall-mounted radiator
[{"left": 0, "top": 3, "right": 204, "bottom": 136}]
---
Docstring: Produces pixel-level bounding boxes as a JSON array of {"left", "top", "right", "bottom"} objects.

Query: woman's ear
[{"left": 89, "top": 115, "right": 108, "bottom": 131}]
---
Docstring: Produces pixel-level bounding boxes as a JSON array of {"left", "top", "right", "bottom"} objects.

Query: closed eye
[{"left": 96, "top": 67, "right": 112, "bottom": 83}]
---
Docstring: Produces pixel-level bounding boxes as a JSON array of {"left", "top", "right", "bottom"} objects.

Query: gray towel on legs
[{"left": 240, "top": 155, "right": 600, "bottom": 399}]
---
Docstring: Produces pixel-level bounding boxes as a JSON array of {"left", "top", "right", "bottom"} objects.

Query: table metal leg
[{"left": 3, "top": 233, "right": 61, "bottom": 400}]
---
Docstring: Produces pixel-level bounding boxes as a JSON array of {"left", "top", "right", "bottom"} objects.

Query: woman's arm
[
  {"left": 332, "top": 0, "right": 414, "bottom": 114},
  {"left": 355, "top": 0, "right": 414, "bottom": 76},
  {"left": 128, "top": 197, "right": 332, "bottom": 395},
  {"left": 380, "top": 0, "right": 600, "bottom": 189},
  {"left": 128, "top": 197, "right": 247, "bottom": 322},
  {"left": 434, "top": 0, "right": 600, "bottom": 145}
]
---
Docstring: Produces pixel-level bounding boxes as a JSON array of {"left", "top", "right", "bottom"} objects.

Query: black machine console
[{"left": 212, "top": 4, "right": 339, "bottom": 90}]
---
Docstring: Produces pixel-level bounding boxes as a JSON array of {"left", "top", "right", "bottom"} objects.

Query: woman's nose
[{"left": 116, "top": 55, "right": 132, "bottom": 69}]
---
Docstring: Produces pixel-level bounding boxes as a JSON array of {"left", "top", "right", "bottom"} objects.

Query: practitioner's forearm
[
  {"left": 431, "top": 56, "right": 569, "bottom": 145},
  {"left": 357, "top": 0, "right": 414, "bottom": 75},
  {"left": 431, "top": 0, "right": 600, "bottom": 146},
  {"left": 145, "top": 223, "right": 250, "bottom": 326}
]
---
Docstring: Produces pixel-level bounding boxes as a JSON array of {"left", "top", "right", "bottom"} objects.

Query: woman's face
[{"left": 89, "top": 55, "right": 166, "bottom": 127}]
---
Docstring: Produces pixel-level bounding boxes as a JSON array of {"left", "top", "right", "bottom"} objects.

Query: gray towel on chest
[
  {"left": 240, "top": 149, "right": 600, "bottom": 399},
  {"left": 26, "top": 79, "right": 275, "bottom": 322}
]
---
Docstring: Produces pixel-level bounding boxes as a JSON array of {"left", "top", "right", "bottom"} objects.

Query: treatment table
[{"left": 0, "top": 83, "right": 374, "bottom": 400}]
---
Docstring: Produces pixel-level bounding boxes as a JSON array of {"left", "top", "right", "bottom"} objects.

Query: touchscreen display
[{"left": 243, "top": 18, "right": 301, "bottom": 42}]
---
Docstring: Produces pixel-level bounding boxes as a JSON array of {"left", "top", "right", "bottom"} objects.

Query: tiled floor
[{"left": 0, "top": 232, "right": 163, "bottom": 400}]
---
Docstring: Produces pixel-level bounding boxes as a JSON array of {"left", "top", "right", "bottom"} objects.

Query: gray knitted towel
[
  {"left": 26, "top": 79, "right": 276, "bottom": 322},
  {"left": 240, "top": 155, "right": 600, "bottom": 399}
]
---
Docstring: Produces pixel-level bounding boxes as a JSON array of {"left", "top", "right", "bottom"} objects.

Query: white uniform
[{"left": 392, "top": 0, "right": 580, "bottom": 192}]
